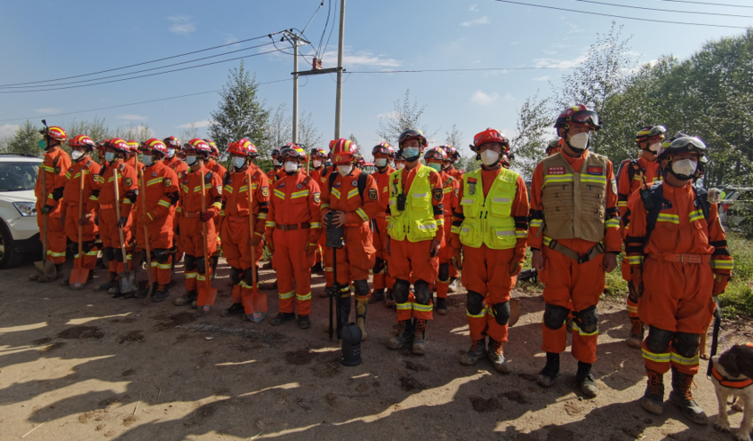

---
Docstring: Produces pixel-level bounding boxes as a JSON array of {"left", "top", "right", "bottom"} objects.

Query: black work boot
[
  {"left": 152, "top": 284, "right": 170, "bottom": 302},
  {"left": 270, "top": 312, "right": 296, "bottom": 327},
  {"left": 576, "top": 361, "right": 599, "bottom": 398},
  {"left": 435, "top": 297, "right": 448, "bottom": 315},
  {"left": 387, "top": 320, "right": 413, "bottom": 349},
  {"left": 369, "top": 288, "right": 385, "bottom": 304},
  {"left": 487, "top": 338, "right": 511, "bottom": 374},
  {"left": 412, "top": 319, "right": 428, "bottom": 355},
  {"left": 669, "top": 367, "right": 708, "bottom": 425},
  {"left": 311, "top": 262, "right": 324, "bottom": 273},
  {"left": 641, "top": 368, "right": 665, "bottom": 415},
  {"left": 174, "top": 290, "right": 198, "bottom": 306},
  {"left": 627, "top": 318, "right": 644, "bottom": 349},
  {"left": 459, "top": 338, "right": 487, "bottom": 366},
  {"left": 537, "top": 352, "right": 560, "bottom": 388},
  {"left": 222, "top": 303, "right": 244, "bottom": 317},
  {"left": 97, "top": 272, "right": 118, "bottom": 292},
  {"left": 298, "top": 315, "right": 312, "bottom": 329},
  {"left": 135, "top": 282, "right": 157, "bottom": 299}
]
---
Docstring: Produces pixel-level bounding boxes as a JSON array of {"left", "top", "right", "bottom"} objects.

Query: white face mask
[
  {"left": 283, "top": 161, "right": 298, "bottom": 173},
  {"left": 671, "top": 159, "right": 697, "bottom": 178},
  {"left": 375, "top": 158, "right": 388, "bottom": 168},
  {"left": 480, "top": 150, "right": 500, "bottom": 166},
  {"left": 313, "top": 159, "right": 322, "bottom": 168},
  {"left": 337, "top": 164, "right": 353, "bottom": 177},
  {"left": 186, "top": 155, "right": 198, "bottom": 166},
  {"left": 166, "top": 148, "right": 176, "bottom": 158},
  {"left": 71, "top": 150, "right": 85, "bottom": 161},
  {"left": 568, "top": 132, "right": 590, "bottom": 151},
  {"left": 273, "top": 159, "right": 282, "bottom": 167},
  {"left": 232, "top": 156, "right": 246, "bottom": 169},
  {"left": 142, "top": 155, "right": 153, "bottom": 166},
  {"left": 396, "top": 163, "right": 405, "bottom": 170},
  {"left": 648, "top": 142, "right": 661, "bottom": 153}
]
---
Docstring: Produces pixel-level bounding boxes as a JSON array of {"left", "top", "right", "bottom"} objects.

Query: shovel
[
  {"left": 198, "top": 169, "right": 218, "bottom": 309},
  {"left": 508, "top": 298, "right": 521, "bottom": 327},
  {"left": 139, "top": 170, "right": 155, "bottom": 298},
  {"left": 69, "top": 168, "right": 89, "bottom": 289},
  {"left": 113, "top": 168, "right": 138, "bottom": 294},
  {"left": 35, "top": 160, "right": 58, "bottom": 281},
  {"left": 243, "top": 175, "right": 267, "bottom": 322}
]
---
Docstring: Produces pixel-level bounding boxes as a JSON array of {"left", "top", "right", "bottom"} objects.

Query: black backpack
[
  {"left": 643, "top": 182, "right": 710, "bottom": 243},
  {"left": 328, "top": 171, "right": 369, "bottom": 201}
]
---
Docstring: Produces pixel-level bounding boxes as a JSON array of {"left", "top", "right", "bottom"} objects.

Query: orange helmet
[
  {"left": 227, "top": 138, "right": 255, "bottom": 157},
  {"left": 560, "top": 104, "right": 601, "bottom": 131},
  {"left": 184, "top": 138, "right": 211, "bottom": 153},
  {"left": 42, "top": 126, "right": 68, "bottom": 143},
  {"left": 472, "top": 128, "right": 510, "bottom": 153},
  {"left": 105, "top": 138, "right": 130, "bottom": 154},
  {"left": 68, "top": 135, "right": 95, "bottom": 150},
  {"left": 330, "top": 138, "right": 358, "bottom": 165},
  {"left": 143, "top": 138, "right": 168, "bottom": 156},
  {"left": 423, "top": 146, "right": 447, "bottom": 161}
]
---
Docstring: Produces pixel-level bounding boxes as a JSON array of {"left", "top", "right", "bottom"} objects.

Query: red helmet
[
  {"left": 239, "top": 138, "right": 258, "bottom": 156},
  {"left": 330, "top": 138, "right": 358, "bottom": 165},
  {"left": 311, "top": 147, "right": 328, "bottom": 159},
  {"left": 163, "top": 136, "right": 181, "bottom": 149},
  {"left": 227, "top": 139, "right": 254, "bottom": 157},
  {"left": 41, "top": 125, "right": 68, "bottom": 143},
  {"left": 328, "top": 139, "right": 338, "bottom": 151},
  {"left": 280, "top": 145, "right": 307, "bottom": 162},
  {"left": 398, "top": 129, "right": 428, "bottom": 148},
  {"left": 105, "top": 138, "right": 130, "bottom": 154},
  {"left": 205, "top": 139, "right": 219, "bottom": 157},
  {"left": 372, "top": 142, "right": 395, "bottom": 157},
  {"left": 126, "top": 140, "right": 140, "bottom": 154},
  {"left": 271, "top": 147, "right": 282, "bottom": 162},
  {"left": 560, "top": 104, "right": 601, "bottom": 131},
  {"left": 423, "top": 146, "right": 448, "bottom": 162},
  {"left": 143, "top": 138, "right": 168, "bottom": 156},
  {"left": 184, "top": 138, "right": 211, "bottom": 153},
  {"left": 472, "top": 128, "right": 510, "bottom": 153},
  {"left": 439, "top": 145, "right": 458, "bottom": 162},
  {"left": 68, "top": 135, "right": 95, "bottom": 150},
  {"left": 635, "top": 125, "right": 667, "bottom": 146}
]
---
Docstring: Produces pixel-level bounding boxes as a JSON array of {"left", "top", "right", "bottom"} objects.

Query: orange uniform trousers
[
  {"left": 273, "top": 228, "right": 315, "bottom": 316},
  {"left": 180, "top": 215, "right": 217, "bottom": 307},
  {"left": 36, "top": 206, "right": 66, "bottom": 264},
  {"left": 463, "top": 246, "right": 515, "bottom": 344},
  {"left": 323, "top": 223, "right": 376, "bottom": 299},
  {"left": 436, "top": 217, "right": 453, "bottom": 299},
  {"left": 371, "top": 216, "right": 395, "bottom": 291},
  {"left": 539, "top": 245, "right": 604, "bottom": 364},
  {"left": 63, "top": 202, "right": 99, "bottom": 270},
  {"left": 222, "top": 216, "right": 265, "bottom": 315},
  {"left": 135, "top": 214, "right": 174, "bottom": 286},
  {"left": 99, "top": 208, "right": 132, "bottom": 274},
  {"left": 389, "top": 238, "right": 438, "bottom": 321},
  {"left": 639, "top": 257, "right": 714, "bottom": 375}
]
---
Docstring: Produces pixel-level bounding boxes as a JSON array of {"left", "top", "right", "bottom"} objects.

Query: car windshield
[{"left": 0, "top": 162, "right": 39, "bottom": 191}]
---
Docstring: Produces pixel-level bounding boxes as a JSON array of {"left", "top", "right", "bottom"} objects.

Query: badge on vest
[
  {"left": 297, "top": 183, "right": 303, "bottom": 189},
  {"left": 587, "top": 166, "right": 603, "bottom": 175},
  {"left": 660, "top": 200, "right": 673, "bottom": 210},
  {"left": 548, "top": 167, "right": 565, "bottom": 175},
  {"left": 352, "top": 180, "right": 358, "bottom": 187},
  {"left": 152, "top": 172, "right": 157, "bottom": 177},
  {"left": 278, "top": 182, "right": 285, "bottom": 188},
  {"left": 334, "top": 181, "right": 341, "bottom": 188},
  {"left": 368, "top": 188, "right": 378, "bottom": 200}
]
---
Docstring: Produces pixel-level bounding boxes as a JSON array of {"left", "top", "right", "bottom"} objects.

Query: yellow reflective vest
[
  {"left": 388, "top": 165, "right": 439, "bottom": 242},
  {"left": 458, "top": 168, "right": 518, "bottom": 249}
]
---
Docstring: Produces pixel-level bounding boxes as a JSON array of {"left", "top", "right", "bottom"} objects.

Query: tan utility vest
[{"left": 541, "top": 151, "right": 609, "bottom": 242}]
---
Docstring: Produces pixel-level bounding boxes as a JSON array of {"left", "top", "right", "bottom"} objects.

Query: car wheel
[{"left": 0, "top": 222, "right": 24, "bottom": 269}]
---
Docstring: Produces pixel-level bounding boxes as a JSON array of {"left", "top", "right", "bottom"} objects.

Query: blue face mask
[
  {"left": 427, "top": 163, "right": 442, "bottom": 172},
  {"left": 403, "top": 147, "right": 420, "bottom": 161},
  {"left": 37, "top": 139, "right": 47, "bottom": 149},
  {"left": 104, "top": 152, "right": 116, "bottom": 163},
  {"left": 142, "top": 155, "right": 153, "bottom": 167}
]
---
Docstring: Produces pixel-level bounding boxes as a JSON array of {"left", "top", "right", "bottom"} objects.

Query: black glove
[
  {"left": 94, "top": 215, "right": 99, "bottom": 226},
  {"left": 40, "top": 205, "right": 54, "bottom": 215},
  {"left": 117, "top": 216, "right": 128, "bottom": 228}
]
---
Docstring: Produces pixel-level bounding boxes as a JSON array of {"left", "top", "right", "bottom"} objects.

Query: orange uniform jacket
[
  {"left": 137, "top": 161, "right": 180, "bottom": 222},
  {"left": 617, "top": 156, "right": 662, "bottom": 237},
  {"left": 93, "top": 160, "right": 138, "bottom": 217},
  {"left": 266, "top": 168, "right": 285, "bottom": 185},
  {"left": 62, "top": 158, "right": 101, "bottom": 218},
  {"left": 165, "top": 157, "right": 189, "bottom": 180},
  {"left": 265, "top": 173, "right": 322, "bottom": 245},
  {"left": 178, "top": 166, "right": 223, "bottom": 218},
  {"left": 320, "top": 171, "right": 380, "bottom": 225},
  {"left": 222, "top": 166, "right": 270, "bottom": 238},
  {"left": 35, "top": 148, "right": 71, "bottom": 214}
]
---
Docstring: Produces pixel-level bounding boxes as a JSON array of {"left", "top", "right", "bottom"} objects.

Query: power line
[
  {"left": 0, "top": 79, "right": 292, "bottom": 123},
  {"left": 571, "top": 0, "right": 753, "bottom": 18},
  {"left": 494, "top": 0, "right": 751, "bottom": 29},
  {"left": 348, "top": 67, "right": 577, "bottom": 74},
  {"left": 0, "top": 32, "right": 284, "bottom": 89},
  {"left": 655, "top": 0, "right": 753, "bottom": 9}
]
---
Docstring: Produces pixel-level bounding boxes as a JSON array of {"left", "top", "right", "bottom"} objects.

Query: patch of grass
[{"left": 719, "top": 233, "right": 753, "bottom": 319}]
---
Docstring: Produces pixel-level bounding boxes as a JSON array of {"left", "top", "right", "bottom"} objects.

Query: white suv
[{"left": 0, "top": 154, "right": 43, "bottom": 268}]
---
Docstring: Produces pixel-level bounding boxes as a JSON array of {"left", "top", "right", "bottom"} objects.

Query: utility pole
[
  {"left": 334, "top": 0, "right": 346, "bottom": 139},
  {"left": 282, "top": 31, "right": 310, "bottom": 144}
]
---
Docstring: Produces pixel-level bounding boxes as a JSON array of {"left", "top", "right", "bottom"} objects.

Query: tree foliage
[
  {"left": 510, "top": 92, "right": 553, "bottom": 178},
  {"left": 4, "top": 121, "right": 42, "bottom": 157},
  {"left": 376, "top": 89, "right": 436, "bottom": 145}
]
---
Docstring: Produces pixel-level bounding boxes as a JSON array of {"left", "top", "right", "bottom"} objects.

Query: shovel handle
[
  {"left": 140, "top": 170, "right": 154, "bottom": 296},
  {"left": 200, "top": 169, "right": 212, "bottom": 291},
  {"left": 113, "top": 168, "right": 131, "bottom": 278}
]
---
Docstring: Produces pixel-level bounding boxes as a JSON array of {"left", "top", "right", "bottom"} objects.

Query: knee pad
[
  {"left": 645, "top": 326, "right": 673, "bottom": 354},
  {"left": 230, "top": 267, "right": 242, "bottom": 285},
  {"left": 466, "top": 291, "right": 485, "bottom": 315},
  {"left": 154, "top": 248, "right": 170, "bottom": 264},
  {"left": 244, "top": 267, "right": 257, "bottom": 285},
  {"left": 543, "top": 303, "right": 570, "bottom": 330},
  {"left": 83, "top": 240, "right": 97, "bottom": 253},
  {"left": 373, "top": 257, "right": 385, "bottom": 274},
  {"left": 574, "top": 305, "right": 599, "bottom": 334},
  {"left": 141, "top": 249, "right": 148, "bottom": 263},
  {"left": 196, "top": 257, "right": 206, "bottom": 275},
  {"left": 414, "top": 280, "right": 432, "bottom": 305},
  {"left": 673, "top": 332, "right": 701, "bottom": 358},
  {"left": 438, "top": 263, "right": 450, "bottom": 282},
  {"left": 184, "top": 254, "right": 196, "bottom": 272},
  {"left": 67, "top": 241, "right": 77, "bottom": 255},
  {"left": 103, "top": 247, "right": 115, "bottom": 262},
  {"left": 393, "top": 279, "right": 410, "bottom": 304},
  {"left": 491, "top": 301, "right": 511, "bottom": 326},
  {"left": 354, "top": 280, "right": 370, "bottom": 297},
  {"left": 113, "top": 248, "right": 124, "bottom": 262}
]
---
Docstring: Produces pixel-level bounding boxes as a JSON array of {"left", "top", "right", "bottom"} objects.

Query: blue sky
[{"left": 0, "top": 0, "right": 749, "bottom": 159}]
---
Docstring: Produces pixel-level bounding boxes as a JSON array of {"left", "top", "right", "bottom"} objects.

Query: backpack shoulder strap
[
  {"left": 644, "top": 183, "right": 664, "bottom": 243},
  {"left": 693, "top": 186, "right": 711, "bottom": 225},
  {"left": 357, "top": 171, "right": 368, "bottom": 200},
  {"left": 328, "top": 171, "right": 338, "bottom": 192}
]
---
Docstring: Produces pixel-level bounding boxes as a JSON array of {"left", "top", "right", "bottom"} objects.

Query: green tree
[
  {"left": 376, "top": 89, "right": 436, "bottom": 145},
  {"left": 510, "top": 92, "right": 552, "bottom": 178},
  {"left": 209, "top": 61, "right": 270, "bottom": 158},
  {"left": 6, "top": 121, "right": 42, "bottom": 157}
]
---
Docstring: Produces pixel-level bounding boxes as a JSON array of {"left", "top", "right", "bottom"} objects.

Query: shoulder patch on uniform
[
  {"left": 261, "top": 186, "right": 269, "bottom": 197},
  {"left": 587, "top": 166, "right": 603, "bottom": 175},
  {"left": 124, "top": 177, "right": 133, "bottom": 187},
  {"left": 548, "top": 167, "right": 565, "bottom": 175},
  {"left": 368, "top": 188, "right": 378, "bottom": 200},
  {"left": 611, "top": 179, "right": 617, "bottom": 195},
  {"left": 454, "top": 188, "right": 459, "bottom": 198},
  {"left": 164, "top": 178, "right": 172, "bottom": 187},
  {"left": 432, "top": 188, "right": 443, "bottom": 202},
  {"left": 334, "top": 181, "right": 341, "bottom": 188},
  {"left": 313, "top": 192, "right": 321, "bottom": 204}
]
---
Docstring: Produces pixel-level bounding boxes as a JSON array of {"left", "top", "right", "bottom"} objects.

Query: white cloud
[
  {"left": 503, "top": 93, "right": 514, "bottom": 102},
  {"left": 542, "top": 50, "right": 557, "bottom": 55},
  {"left": 177, "top": 119, "right": 212, "bottom": 129},
  {"left": 509, "top": 41, "right": 520, "bottom": 46},
  {"left": 565, "top": 22, "right": 584, "bottom": 34},
  {"left": 168, "top": 15, "right": 196, "bottom": 35},
  {"left": 460, "top": 16, "right": 490, "bottom": 27},
  {"left": 320, "top": 50, "right": 400, "bottom": 68},
  {"left": 533, "top": 54, "right": 588, "bottom": 69},
  {"left": 469, "top": 4, "right": 478, "bottom": 12},
  {"left": 0, "top": 124, "right": 20, "bottom": 137},
  {"left": 119, "top": 114, "right": 147, "bottom": 121},
  {"left": 532, "top": 75, "right": 550, "bottom": 81},
  {"left": 470, "top": 90, "right": 499, "bottom": 105},
  {"left": 34, "top": 108, "right": 62, "bottom": 114}
]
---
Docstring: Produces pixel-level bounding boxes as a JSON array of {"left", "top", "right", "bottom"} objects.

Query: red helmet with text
[{"left": 330, "top": 138, "right": 358, "bottom": 165}]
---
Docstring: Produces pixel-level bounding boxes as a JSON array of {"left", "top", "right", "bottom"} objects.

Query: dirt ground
[{"left": 1, "top": 259, "right": 751, "bottom": 441}]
